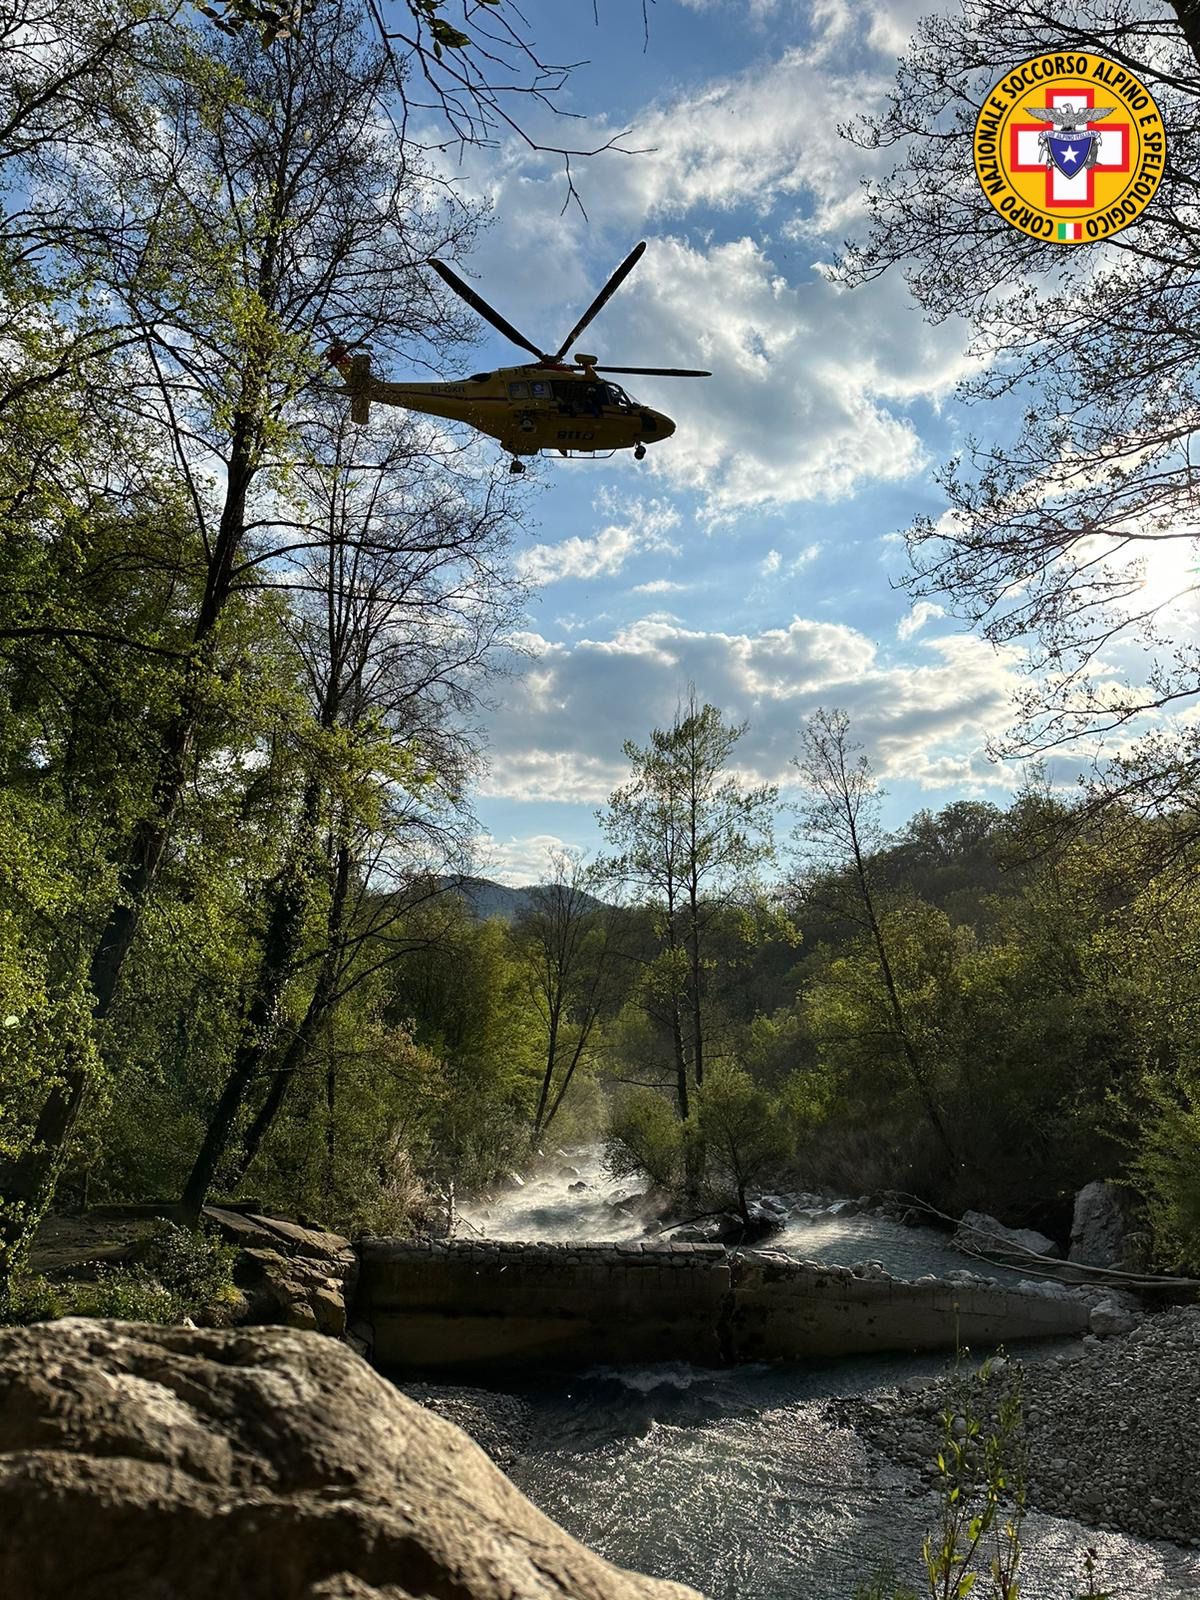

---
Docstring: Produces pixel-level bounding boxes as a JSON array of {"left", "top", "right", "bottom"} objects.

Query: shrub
[
  {"left": 853, "top": 1353, "right": 1114, "bottom": 1600},
  {"left": 0, "top": 1221, "right": 238, "bottom": 1328},
  {"left": 604, "top": 1087, "right": 685, "bottom": 1191},
  {"left": 696, "top": 1061, "right": 794, "bottom": 1223},
  {"left": 136, "top": 1220, "right": 238, "bottom": 1310},
  {"left": 1131, "top": 1075, "right": 1200, "bottom": 1271}
]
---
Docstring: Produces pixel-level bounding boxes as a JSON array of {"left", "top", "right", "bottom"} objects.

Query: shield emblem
[{"left": 1047, "top": 131, "right": 1095, "bottom": 178}]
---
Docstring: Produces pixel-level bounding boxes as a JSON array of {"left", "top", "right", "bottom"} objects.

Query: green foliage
[
  {"left": 1, "top": 1222, "right": 237, "bottom": 1327},
  {"left": 695, "top": 1060, "right": 795, "bottom": 1221},
  {"left": 853, "top": 1352, "right": 1028, "bottom": 1600},
  {"left": 605, "top": 1087, "right": 687, "bottom": 1193},
  {"left": 1130, "top": 1076, "right": 1200, "bottom": 1271},
  {"left": 137, "top": 1221, "right": 238, "bottom": 1311}
]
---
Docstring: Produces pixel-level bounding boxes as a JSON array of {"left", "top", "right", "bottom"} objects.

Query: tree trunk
[
  {"left": 0, "top": 411, "right": 258, "bottom": 1268},
  {"left": 531, "top": 1003, "right": 561, "bottom": 1144},
  {"left": 226, "top": 841, "right": 351, "bottom": 1188},
  {"left": 687, "top": 906, "right": 704, "bottom": 1091},
  {"left": 847, "top": 808, "right": 958, "bottom": 1168},
  {"left": 179, "top": 788, "right": 322, "bottom": 1217},
  {"left": 671, "top": 1004, "right": 690, "bottom": 1122}
]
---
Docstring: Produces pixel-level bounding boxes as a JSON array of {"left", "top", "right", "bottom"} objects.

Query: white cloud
[
  {"left": 472, "top": 832, "right": 574, "bottom": 886},
  {"left": 516, "top": 496, "right": 680, "bottom": 584},
  {"left": 422, "top": 31, "right": 979, "bottom": 522},
  {"left": 478, "top": 614, "right": 1025, "bottom": 804},
  {"left": 617, "top": 235, "right": 973, "bottom": 521},
  {"left": 789, "top": 542, "right": 823, "bottom": 573},
  {"left": 631, "top": 578, "right": 690, "bottom": 594},
  {"left": 761, "top": 550, "right": 783, "bottom": 575},
  {"left": 898, "top": 600, "right": 946, "bottom": 640}
]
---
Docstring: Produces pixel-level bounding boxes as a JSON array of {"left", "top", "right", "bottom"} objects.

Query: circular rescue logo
[{"left": 973, "top": 55, "right": 1165, "bottom": 242}]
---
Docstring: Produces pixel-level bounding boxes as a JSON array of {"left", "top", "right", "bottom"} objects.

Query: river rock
[
  {"left": 199, "top": 1209, "right": 358, "bottom": 1337},
  {"left": 837, "top": 1305, "right": 1200, "bottom": 1549},
  {"left": 1069, "top": 1180, "right": 1132, "bottom": 1269},
  {"left": 0, "top": 1319, "right": 702, "bottom": 1600},
  {"left": 232, "top": 1244, "right": 356, "bottom": 1337},
  {"left": 743, "top": 1201, "right": 786, "bottom": 1241},
  {"left": 953, "top": 1209, "right": 1060, "bottom": 1262},
  {"left": 1089, "top": 1294, "right": 1140, "bottom": 1337}
]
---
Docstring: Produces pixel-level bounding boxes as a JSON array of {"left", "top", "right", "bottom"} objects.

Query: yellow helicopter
[{"left": 326, "top": 241, "right": 710, "bottom": 474}]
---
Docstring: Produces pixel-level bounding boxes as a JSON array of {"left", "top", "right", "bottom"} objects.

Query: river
[{"left": 400, "top": 1149, "right": 1200, "bottom": 1599}]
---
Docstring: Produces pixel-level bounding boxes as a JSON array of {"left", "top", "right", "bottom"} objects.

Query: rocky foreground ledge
[
  {"left": 0, "top": 1318, "right": 702, "bottom": 1600},
  {"left": 833, "top": 1305, "right": 1200, "bottom": 1549}
]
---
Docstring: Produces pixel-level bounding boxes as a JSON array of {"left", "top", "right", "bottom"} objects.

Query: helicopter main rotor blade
[
  {"left": 427, "top": 258, "right": 548, "bottom": 362},
  {"left": 594, "top": 365, "right": 712, "bottom": 377},
  {"left": 552, "top": 241, "right": 647, "bottom": 362}
]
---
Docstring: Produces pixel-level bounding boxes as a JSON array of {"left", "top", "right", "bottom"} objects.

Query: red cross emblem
[{"left": 1009, "top": 86, "right": 1130, "bottom": 208}]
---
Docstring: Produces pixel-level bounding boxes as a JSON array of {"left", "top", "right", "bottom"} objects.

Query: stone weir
[{"left": 355, "top": 1238, "right": 1092, "bottom": 1370}]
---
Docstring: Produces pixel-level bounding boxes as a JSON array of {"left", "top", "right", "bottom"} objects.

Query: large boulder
[
  {"left": 202, "top": 1207, "right": 359, "bottom": 1337},
  {"left": 1069, "top": 1180, "right": 1133, "bottom": 1269},
  {"left": 1088, "top": 1292, "right": 1141, "bottom": 1337},
  {"left": 0, "top": 1319, "right": 702, "bottom": 1600},
  {"left": 952, "top": 1209, "right": 1060, "bottom": 1263}
]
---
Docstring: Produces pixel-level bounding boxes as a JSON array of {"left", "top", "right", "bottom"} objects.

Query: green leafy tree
[
  {"left": 510, "top": 850, "right": 619, "bottom": 1146},
  {"left": 600, "top": 691, "right": 776, "bottom": 1121},
  {"left": 695, "top": 1061, "right": 795, "bottom": 1228},
  {"left": 794, "top": 709, "right": 957, "bottom": 1170},
  {"left": 0, "top": 0, "right": 492, "bottom": 1251}
]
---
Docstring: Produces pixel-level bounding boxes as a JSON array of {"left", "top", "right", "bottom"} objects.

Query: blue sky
[{"left": 419, "top": 0, "right": 1050, "bottom": 881}]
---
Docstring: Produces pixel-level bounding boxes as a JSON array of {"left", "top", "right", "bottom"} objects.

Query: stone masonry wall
[{"left": 355, "top": 1239, "right": 1093, "bottom": 1370}]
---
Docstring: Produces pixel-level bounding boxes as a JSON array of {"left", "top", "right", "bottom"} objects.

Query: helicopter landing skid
[{"left": 541, "top": 448, "right": 620, "bottom": 462}]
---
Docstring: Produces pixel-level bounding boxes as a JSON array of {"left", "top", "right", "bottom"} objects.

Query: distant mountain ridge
[{"left": 438, "top": 875, "right": 604, "bottom": 923}]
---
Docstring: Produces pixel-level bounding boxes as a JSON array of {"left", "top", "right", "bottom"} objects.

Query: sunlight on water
[
  {"left": 438, "top": 1148, "right": 1200, "bottom": 1599},
  {"left": 508, "top": 1360, "right": 1200, "bottom": 1599},
  {"left": 459, "top": 1146, "right": 653, "bottom": 1243}
]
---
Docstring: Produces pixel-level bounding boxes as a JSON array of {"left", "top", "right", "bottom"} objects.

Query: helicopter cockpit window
[
  {"left": 602, "top": 382, "right": 633, "bottom": 410},
  {"left": 552, "top": 380, "right": 604, "bottom": 416},
  {"left": 508, "top": 381, "right": 530, "bottom": 399}
]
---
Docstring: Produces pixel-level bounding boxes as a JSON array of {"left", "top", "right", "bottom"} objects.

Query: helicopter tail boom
[{"left": 348, "top": 353, "right": 371, "bottom": 424}]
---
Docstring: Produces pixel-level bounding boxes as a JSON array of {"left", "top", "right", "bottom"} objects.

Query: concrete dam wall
[{"left": 356, "top": 1238, "right": 1092, "bottom": 1370}]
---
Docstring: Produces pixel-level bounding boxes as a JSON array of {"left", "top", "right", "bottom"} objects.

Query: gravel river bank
[{"left": 835, "top": 1304, "right": 1200, "bottom": 1549}]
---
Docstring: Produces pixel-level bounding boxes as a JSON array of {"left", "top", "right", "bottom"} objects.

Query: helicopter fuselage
[{"left": 342, "top": 361, "right": 676, "bottom": 458}]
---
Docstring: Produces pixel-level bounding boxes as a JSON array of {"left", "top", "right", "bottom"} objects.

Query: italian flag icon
[{"left": 1056, "top": 221, "right": 1082, "bottom": 240}]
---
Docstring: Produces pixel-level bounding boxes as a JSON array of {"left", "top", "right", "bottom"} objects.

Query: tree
[
  {"left": 0, "top": 0, "right": 492, "bottom": 1256},
  {"left": 836, "top": 1, "right": 1200, "bottom": 785},
  {"left": 179, "top": 404, "right": 523, "bottom": 1211},
  {"left": 792, "top": 708, "right": 957, "bottom": 1167},
  {"left": 599, "top": 692, "right": 776, "bottom": 1120},
  {"left": 191, "top": 0, "right": 641, "bottom": 215},
  {"left": 510, "top": 850, "right": 618, "bottom": 1146},
  {"left": 695, "top": 1061, "right": 794, "bottom": 1229},
  {"left": 382, "top": 902, "right": 540, "bottom": 1204}
]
